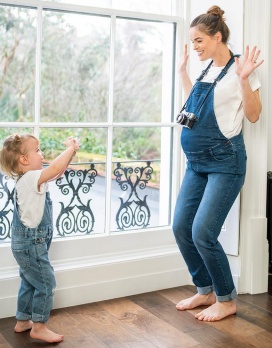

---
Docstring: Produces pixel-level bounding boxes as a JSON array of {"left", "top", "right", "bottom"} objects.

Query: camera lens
[{"left": 176, "top": 113, "right": 186, "bottom": 124}]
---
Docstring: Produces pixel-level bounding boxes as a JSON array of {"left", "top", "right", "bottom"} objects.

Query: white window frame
[{"left": 0, "top": 0, "right": 188, "bottom": 318}]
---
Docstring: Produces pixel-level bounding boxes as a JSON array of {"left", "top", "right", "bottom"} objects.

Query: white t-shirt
[
  {"left": 16, "top": 170, "right": 48, "bottom": 228},
  {"left": 200, "top": 58, "right": 261, "bottom": 138}
]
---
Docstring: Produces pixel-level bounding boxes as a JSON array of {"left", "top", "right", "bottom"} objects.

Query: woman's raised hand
[
  {"left": 178, "top": 44, "right": 189, "bottom": 74},
  {"left": 234, "top": 45, "right": 264, "bottom": 79}
]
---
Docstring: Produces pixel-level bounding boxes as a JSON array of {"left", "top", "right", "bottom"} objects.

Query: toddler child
[{"left": 0, "top": 134, "right": 79, "bottom": 343}]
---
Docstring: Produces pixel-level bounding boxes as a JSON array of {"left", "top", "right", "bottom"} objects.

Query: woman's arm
[
  {"left": 179, "top": 44, "right": 193, "bottom": 99},
  {"left": 239, "top": 80, "right": 262, "bottom": 123},
  {"left": 235, "top": 45, "right": 264, "bottom": 123}
]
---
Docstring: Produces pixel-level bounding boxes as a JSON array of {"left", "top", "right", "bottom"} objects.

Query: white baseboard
[
  {"left": 53, "top": 267, "right": 189, "bottom": 309},
  {"left": 0, "top": 248, "right": 189, "bottom": 319}
]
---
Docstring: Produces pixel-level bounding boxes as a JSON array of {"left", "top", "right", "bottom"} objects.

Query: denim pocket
[
  {"left": 210, "top": 141, "right": 235, "bottom": 161},
  {"left": 12, "top": 248, "right": 30, "bottom": 269}
]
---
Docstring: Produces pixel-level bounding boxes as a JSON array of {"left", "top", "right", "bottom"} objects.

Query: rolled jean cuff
[
  {"left": 32, "top": 312, "right": 49, "bottom": 323},
  {"left": 197, "top": 285, "right": 213, "bottom": 295},
  {"left": 216, "top": 287, "right": 237, "bottom": 302},
  {"left": 16, "top": 311, "right": 32, "bottom": 321}
]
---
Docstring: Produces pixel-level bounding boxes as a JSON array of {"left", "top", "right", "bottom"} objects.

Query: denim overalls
[
  {"left": 11, "top": 189, "right": 56, "bottom": 323},
  {"left": 173, "top": 56, "right": 246, "bottom": 301}
]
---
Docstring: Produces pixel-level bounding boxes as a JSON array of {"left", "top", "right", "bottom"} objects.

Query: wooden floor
[{"left": 0, "top": 285, "right": 272, "bottom": 348}]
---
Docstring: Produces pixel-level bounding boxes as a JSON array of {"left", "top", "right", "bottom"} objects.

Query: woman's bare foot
[
  {"left": 30, "top": 323, "right": 64, "bottom": 343},
  {"left": 176, "top": 292, "right": 216, "bottom": 310},
  {"left": 195, "top": 300, "right": 236, "bottom": 321},
  {"left": 14, "top": 320, "right": 33, "bottom": 333}
]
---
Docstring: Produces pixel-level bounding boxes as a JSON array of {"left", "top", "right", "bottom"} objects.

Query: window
[
  {"left": 0, "top": 5, "right": 36, "bottom": 122},
  {"left": 42, "top": 0, "right": 174, "bottom": 16},
  {"left": 0, "top": 1, "right": 180, "bottom": 244}
]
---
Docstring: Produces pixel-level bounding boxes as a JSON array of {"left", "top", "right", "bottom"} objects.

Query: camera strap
[{"left": 177, "top": 52, "right": 240, "bottom": 117}]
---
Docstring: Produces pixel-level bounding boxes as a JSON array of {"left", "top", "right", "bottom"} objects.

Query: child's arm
[
  {"left": 38, "top": 137, "right": 79, "bottom": 187},
  {"left": 50, "top": 137, "right": 80, "bottom": 181},
  {"left": 48, "top": 154, "right": 73, "bottom": 182}
]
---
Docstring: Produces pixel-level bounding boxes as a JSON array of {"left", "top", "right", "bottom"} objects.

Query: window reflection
[
  {"left": 114, "top": 19, "right": 174, "bottom": 123},
  {"left": 0, "top": 5, "right": 36, "bottom": 122},
  {"left": 41, "top": 11, "right": 110, "bottom": 122}
]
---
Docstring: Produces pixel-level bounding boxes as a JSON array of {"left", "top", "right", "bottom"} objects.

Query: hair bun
[
  {"left": 207, "top": 5, "right": 225, "bottom": 19},
  {"left": 14, "top": 134, "right": 21, "bottom": 143}
]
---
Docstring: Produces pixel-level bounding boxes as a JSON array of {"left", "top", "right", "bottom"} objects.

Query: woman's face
[{"left": 189, "top": 26, "right": 219, "bottom": 61}]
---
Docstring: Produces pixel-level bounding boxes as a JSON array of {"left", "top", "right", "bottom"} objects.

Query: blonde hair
[
  {"left": 0, "top": 133, "right": 38, "bottom": 178},
  {"left": 190, "top": 5, "right": 230, "bottom": 44}
]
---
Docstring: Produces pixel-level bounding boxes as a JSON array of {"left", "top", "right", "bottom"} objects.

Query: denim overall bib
[
  {"left": 11, "top": 189, "right": 56, "bottom": 323},
  {"left": 181, "top": 56, "right": 246, "bottom": 175},
  {"left": 173, "top": 56, "right": 246, "bottom": 301}
]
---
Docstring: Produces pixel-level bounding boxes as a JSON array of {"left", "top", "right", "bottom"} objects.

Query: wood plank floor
[{"left": 0, "top": 285, "right": 272, "bottom": 348}]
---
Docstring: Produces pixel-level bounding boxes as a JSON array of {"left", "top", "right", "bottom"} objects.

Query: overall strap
[
  {"left": 196, "top": 60, "right": 214, "bottom": 81},
  {"left": 214, "top": 54, "right": 240, "bottom": 84},
  {"left": 192, "top": 54, "right": 240, "bottom": 116},
  {"left": 177, "top": 53, "right": 240, "bottom": 120}
]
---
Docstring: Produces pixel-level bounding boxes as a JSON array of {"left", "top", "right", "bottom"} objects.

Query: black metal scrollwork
[
  {"left": 113, "top": 161, "right": 153, "bottom": 230},
  {"left": 0, "top": 173, "right": 14, "bottom": 241},
  {"left": 0, "top": 161, "right": 154, "bottom": 240},
  {"left": 55, "top": 165, "right": 97, "bottom": 236}
]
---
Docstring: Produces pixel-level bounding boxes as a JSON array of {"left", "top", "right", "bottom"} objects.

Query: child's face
[{"left": 23, "top": 138, "right": 44, "bottom": 170}]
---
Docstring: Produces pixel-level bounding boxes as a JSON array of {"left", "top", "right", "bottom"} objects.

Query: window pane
[
  {"left": 42, "top": 0, "right": 110, "bottom": 8},
  {"left": 41, "top": 10, "right": 110, "bottom": 122},
  {"left": 39, "top": 127, "right": 107, "bottom": 237},
  {"left": 42, "top": 1, "right": 173, "bottom": 15},
  {"left": 0, "top": 5, "right": 36, "bottom": 122},
  {"left": 113, "top": 0, "right": 172, "bottom": 15},
  {"left": 111, "top": 127, "right": 172, "bottom": 231},
  {"left": 0, "top": 128, "right": 34, "bottom": 147},
  {"left": 114, "top": 19, "right": 174, "bottom": 122}
]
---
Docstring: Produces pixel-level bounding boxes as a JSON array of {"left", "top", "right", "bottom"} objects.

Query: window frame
[{"left": 0, "top": 0, "right": 184, "bottom": 265}]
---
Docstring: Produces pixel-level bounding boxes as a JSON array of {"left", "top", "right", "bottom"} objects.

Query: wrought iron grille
[
  {"left": 0, "top": 160, "right": 157, "bottom": 242},
  {"left": 113, "top": 161, "right": 153, "bottom": 230},
  {"left": 55, "top": 164, "right": 97, "bottom": 237},
  {"left": 0, "top": 173, "right": 14, "bottom": 241}
]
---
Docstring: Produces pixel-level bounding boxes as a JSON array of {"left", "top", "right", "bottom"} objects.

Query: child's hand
[{"left": 64, "top": 137, "right": 80, "bottom": 152}]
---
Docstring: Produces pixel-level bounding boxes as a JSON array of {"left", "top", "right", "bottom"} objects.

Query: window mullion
[
  {"left": 104, "top": 14, "right": 116, "bottom": 235},
  {"left": 34, "top": 4, "right": 43, "bottom": 137}
]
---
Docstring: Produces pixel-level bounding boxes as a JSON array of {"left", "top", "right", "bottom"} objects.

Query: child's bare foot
[
  {"left": 30, "top": 323, "right": 64, "bottom": 343},
  {"left": 14, "top": 320, "right": 33, "bottom": 333},
  {"left": 176, "top": 292, "right": 216, "bottom": 310},
  {"left": 195, "top": 300, "right": 236, "bottom": 321}
]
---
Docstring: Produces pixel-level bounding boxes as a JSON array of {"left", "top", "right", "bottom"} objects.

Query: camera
[{"left": 176, "top": 110, "right": 196, "bottom": 129}]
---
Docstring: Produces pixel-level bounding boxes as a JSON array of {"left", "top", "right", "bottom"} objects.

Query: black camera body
[{"left": 176, "top": 110, "right": 196, "bottom": 129}]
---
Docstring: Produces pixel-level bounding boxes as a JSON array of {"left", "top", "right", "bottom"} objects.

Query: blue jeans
[
  {"left": 12, "top": 192, "right": 56, "bottom": 323},
  {"left": 172, "top": 163, "right": 245, "bottom": 301},
  {"left": 12, "top": 226, "right": 56, "bottom": 323}
]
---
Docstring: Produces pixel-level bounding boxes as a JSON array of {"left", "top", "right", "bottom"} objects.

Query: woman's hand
[
  {"left": 234, "top": 45, "right": 264, "bottom": 79},
  {"left": 178, "top": 44, "right": 192, "bottom": 98},
  {"left": 178, "top": 44, "right": 189, "bottom": 74}
]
